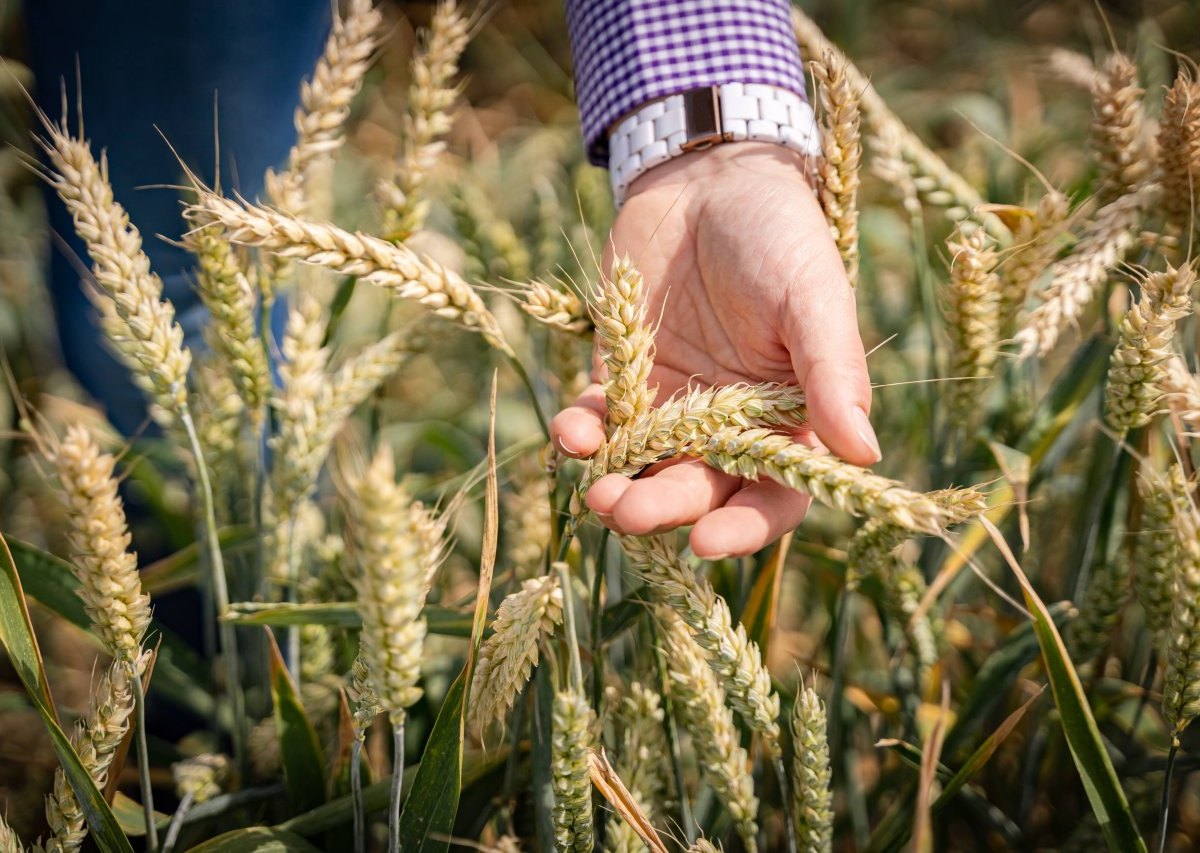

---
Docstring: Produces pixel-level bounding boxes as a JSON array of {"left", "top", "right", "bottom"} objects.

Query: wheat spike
[
  {"left": 1065, "top": 560, "right": 1129, "bottom": 665},
  {"left": 45, "top": 656, "right": 145, "bottom": 853},
  {"left": 811, "top": 49, "right": 863, "bottom": 285},
  {"left": 1134, "top": 468, "right": 1188, "bottom": 644},
  {"left": 519, "top": 280, "right": 592, "bottom": 336},
  {"left": 944, "top": 225, "right": 1000, "bottom": 426},
  {"left": 686, "top": 842, "right": 720, "bottom": 853},
  {"left": 347, "top": 446, "right": 432, "bottom": 722},
  {"left": 551, "top": 687, "right": 595, "bottom": 853},
  {"left": 379, "top": 0, "right": 471, "bottom": 240},
  {"left": 623, "top": 536, "right": 782, "bottom": 757},
  {"left": 186, "top": 191, "right": 514, "bottom": 356},
  {"left": 1162, "top": 469, "right": 1200, "bottom": 733},
  {"left": 190, "top": 231, "right": 271, "bottom": 423},
  {"left": 683, "top": 427, "right": 963, "bottom": 535},
  {"left": 192, "top": 360, "right": 244, "bottom": 489},
  {"left": 267, "top": 0, "right": 381, "bottom": 216},
  {"left": 593, "top": 256, "right": 657, "bottom": 426},
  {"left": 449, "top": 180, "right": 532, "bottom": 281},
  {"left": 1090, "top": 53, "right": 1150, "bottom": 204},
  {"left": 659, "top": 609, "right": 759, "bottom": 852},
  {"left": 469, "top": 574, "right": 563, "bottom": 732},
  {"left": 604, "top": 681, "right": 673, "bottom": 852},
  {"left": 46, "top": 425, "right": 150, "bottom": 665},
  {"left": 1157, "top": 71, "right": 1200, "bottom": 229},
  {"left": 1164, "top": 356, "right": 1200, "bottom": 425},
  {"left": 998, "top": 192, "right": 1071, "bottom": 334},
  {"left": 348, "top": 653, "right": 383, "bottom": 734},
  {"left": 34, "top": 115, "right": 191, "bottom": 430},
  {"left": 504, "top": 474, "right": 552, "bottom": 576},
  {"left": 171, "top": 754, "right": 230, "bottom": 805},
  {"left": 1015, "top": 183, "right": 1157, "bottom": 359},
  {"left": 0, "top": 813, "right": 24, "bottom": 853},
  {"left": 791, "top": 685, "right": 834, "bottom": 853},
  {"left": 1104, "top": 263, "right": 1196, "bottom": 434}
]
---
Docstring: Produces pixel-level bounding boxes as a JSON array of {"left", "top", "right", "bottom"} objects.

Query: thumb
[{"left": 786, "top": 284, "right": 880, "bottom": 467}]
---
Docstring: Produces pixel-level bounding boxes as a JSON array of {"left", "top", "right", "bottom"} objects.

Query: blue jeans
[{"left": 26, "top": 1, "right": 330, "bottom": 435}]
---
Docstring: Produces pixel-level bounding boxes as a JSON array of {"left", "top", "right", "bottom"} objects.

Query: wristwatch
[{"left": 607, "top": 83, "right": 820, "bottom": 205}]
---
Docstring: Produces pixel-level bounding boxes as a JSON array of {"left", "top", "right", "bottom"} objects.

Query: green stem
[
  {"left": 1158, "top": 738, "right": 1179, "bottom": 853},
  {"left": 556, "top": 561, "right": 584, "bottom": 691},
  {"left": 351, "top": 734, "right": 366, "bottom": 853},
  {"left": 589, "top": 534, "right": 608, "bottom": 713},
  {"left": 131, "top": 670, "right": 159, "bottom": 853},
  {"left": 507, "top": 354, "right": 550, "bottom": 441},
  {"left": 285, "top": 514, "right": 302, "bottom": 684},
  {"left": 160, "top": 790, "right": 193, "bottom": 853},
  {"left": 179, "top": 404, "right": 247, "bottom": 771},
  {"left": 389, "top": 719, "right": 406, "bottom": 853}
]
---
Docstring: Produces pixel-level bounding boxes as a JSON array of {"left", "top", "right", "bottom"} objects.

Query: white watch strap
[{"left": 607, "top": 83, "right": 820, "bottom": 206}]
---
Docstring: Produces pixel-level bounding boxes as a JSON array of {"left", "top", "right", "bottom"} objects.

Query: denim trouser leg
[{"left": 26, "top": 1, "right": 330, "bottom": 435}]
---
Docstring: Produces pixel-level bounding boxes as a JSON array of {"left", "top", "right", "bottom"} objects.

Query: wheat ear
[
  {"left": 552, "top": 687, "right": 596, "bottom": 853},
  {"left": 45, "top": 656, "right": 146, "bottom": 853},
  {"left": 1134, "top": 468, "right": 1188, "bottom": 644},
  {"left": 267, "top": 0, "right": 382, "bottom": 215},
  {"left": 1157, "top": 71, "right": 1200, "bottom": 229},
  {"left": 171, "top": 754, "right": 230, "bottom": 805},
  {"left": 0, "top": 814, "right": 23, "bottom": 853},
  {"left": 998, "top": 191, "right": 1070, "bottom": 334},
  {"left": 791, "top": 684, "right": 834, "bottom": 853},
  {"left": 811, "top": 49, "right": 863, "bottom": 285},
  {"left": 379, "top": 0, "right": 472, "bottom": 241},
  {"left": 1164, "top": 357, "right": 1200, "bottom": 426},
  {"left": 604, "top": 680, "right": 673, "bottom": 852},
  {"left": 468, "top": 573, "right": 563, "bottom": 733},
  {"left": 192, "top": 360, "right": 245, "bottom": 491},
  {"left": 46, "top": 425, "right": 150, "bottom": 665},
  {"left": 186, "top": 191, "right": 514, "bottom": 357},
  {"left": 1162, "top": 469, "right": 1200, "bottom": 733},
  {"left": 659, "top": 609, "right": 759, "bottom": 852},
  {"left": 1104, "top": 263, "right": 1196, "bottom": 434},
  {"left": 1090, "top": 53, "right": 1150, "bottom": 204},
  {"left": 594, "top": 256, "right": 657, "bottom": 426},
  {"left": 519, "top": 279, "right": 593, "bottom": 336},
  {"left": 34, "top": 115, "right": 191, "bottom": 430},
  {"left": 1015, "top": 183, "right": 1157, "bottom": 359},
  {"left": 347, "top": 446, "right": 432, "bottom": 723},
  {"left": 623, "top": 536, "right": 781, "bottom": 757},
  {"left": 1065, "top": 560, "right": 1129, "bottom": 665},
  {"left": 944, "top": 225, "right": 1000, "bottom": 427}
]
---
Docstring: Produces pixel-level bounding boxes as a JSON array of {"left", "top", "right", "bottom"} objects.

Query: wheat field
[{"left": 1, "top": 1, "right": 1200, "bottom": 851}]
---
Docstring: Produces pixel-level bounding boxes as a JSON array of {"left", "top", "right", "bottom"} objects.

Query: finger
[
  {"left": 689, "top": 480, "right": 811, "bottom": 559},
  {"left": 607, "top": 460, "right": 742, "bottom": 536},
  {"left": 584, "top": 472, "right": 633, "bottom": 519},
  {"left": 783, "top": 266, "right": 880, "bottom": 466},
  {"left": 550, "top": 383, "right": 608, "bottom": 458}
]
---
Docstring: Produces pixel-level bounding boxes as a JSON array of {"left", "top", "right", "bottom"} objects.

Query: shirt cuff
[{"left": 565, "top": 0, "right": 809, "bottom": 167}]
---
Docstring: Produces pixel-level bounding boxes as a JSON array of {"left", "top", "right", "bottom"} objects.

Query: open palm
[{"left": 551, "top": 142, "right": 879, "bottom": 558}]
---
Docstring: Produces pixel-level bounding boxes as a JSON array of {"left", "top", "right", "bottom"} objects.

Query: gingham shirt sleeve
[{"left": 564, "top": 0, "right": 809, "bottom": 166}]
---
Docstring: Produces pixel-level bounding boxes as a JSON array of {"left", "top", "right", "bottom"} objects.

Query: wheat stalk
[
  {"left": 594, "top": 256, "right": 657, "bottom": 426},
  {"left": 659, "top": 609, "right": 760, "bottom": 852},
  {"left": 379, "top": 0, "right": 472, "bottom": 241},
  {"left": 186, "top": 191, "right": 514, "bottom": 356},
  {"left": 34, "top": 114, "right": 191, "bottom": 430},
  {"left": 791, "top": 684, "right": 834, "bottom": 853},
  {"left": 811, "top": 49, "right": 863, "bottom": 285},
  {"left": 623, "top": 536, "right": 781, "bottom": 757},
  {"left": 45, "top": 425, "right": 150, "bottom": 666},
  {"left": 551, "top": 687, "right": 595, "bottom": 853},
  {"left": 1104, "top": 263, "right": 1195, "bottom": 434},
  {"left": 1015, "top": 183, "right": 1157, "bottom": 359},
  {"left": 1157, "top": 71, "right": 1200, "bottom": 229},
  {"left": 45, "top": 656, "right": 146, "bottom": 853},
  {"left": 944, "top": 225, "right": 1000, "bottom": 427},
  {"left": 1090, "top": 53, "right": 1150, "bottom": 204},
  {"left": 469, "top": 573, "right": 563, "bottom": 733},
  {"left": 347, "top": 446, "right": 432, "bottom": 723}
]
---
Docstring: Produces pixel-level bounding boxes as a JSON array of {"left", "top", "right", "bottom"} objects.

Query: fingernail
[
  {"left": 555, "top": 435, "right": 578, "bottom": 457},
  {"left": 852, "top": 407, "right": 882, "bottom": 463}
]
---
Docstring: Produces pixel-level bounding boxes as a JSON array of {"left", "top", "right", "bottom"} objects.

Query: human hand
[{"left": 550, "top": 141, "right": 878, "bottom": 558}]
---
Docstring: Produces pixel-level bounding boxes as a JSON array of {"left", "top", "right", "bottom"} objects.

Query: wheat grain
[
  {"left": 623, "top": 536, "right": 781, "bottom": 757},
  {"left": 348, "top": 446, "right": 431, "bottom": 722},
  {"left": 45, "top": 656, "right": 145, "bottom": 853},
  {"left": 1090, "top": 53, "right": 1150, "bottom": 204},
  {"left": 791, "top": 685, "right": 833, "bottom": 853},
  {"left": 1015, "top": 183, "right": 1157, "bottom": 359},
  {"left": 594, "top": 256, "right": 657, "bottom": 425},
  {"left": 379, "top": 0, "right": 471, "bottom": 240},
  {"left": 944, "top": 225, "right": 1000, "bottom": 426},
  {"left": 1157, "top": 71, "right": 1200, "bottom": 229},
  {"left": 811, "top": 49, "right": 863, "bottom": 285},
  {"left": 186, "top": 191, "right": 514, "bottom": 356},
  {"left": 35, "top": 116, "right": 191, "bottom": 429},
  {"left": 682, "top": 427, "right": 957, "bottom": 534},
  {"left": 1104, "top": 263, "right": 1195, "bottom": 434},
  {"left": 469, "top": 573, "right": 563, "bottom": 732},
  {"left": 267, "top": 0, "right": 381, "bottom": 216},
  {"left": 552, "top": 687, "right": 595, "bottom": 853},
  {"left": 659, "top": 609, "right": 759, "bottom": 852},
  {"left": 171, "top": 754, "right": 229, "bottom": 805},
  {"left": 46, "top": 425, "right": 150, "bottom": 666}
]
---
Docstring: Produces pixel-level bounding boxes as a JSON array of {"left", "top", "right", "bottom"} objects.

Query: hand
[{"left": 550, "top": 141, "right": 878, "bottom": 558}]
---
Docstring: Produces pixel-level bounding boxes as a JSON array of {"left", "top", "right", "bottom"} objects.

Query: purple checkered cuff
[{"left": 564, "top": 0, "right": 809, "bottom": 166}]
